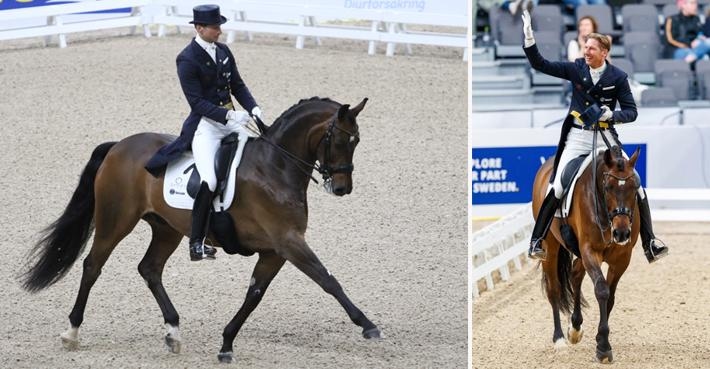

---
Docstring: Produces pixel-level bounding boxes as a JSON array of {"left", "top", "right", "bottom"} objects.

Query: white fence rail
[
  {"left": 471, "top": 188, "right": 710, "bottom": 299},
  {"left": 471, "top": 204, "right": 533, "bottom": 298},
  {"left": 0, "top": 0, "right": 153, "bottom": 48},
  {"left": 0, "top": 0, "right": 467, "bottom": 58}
]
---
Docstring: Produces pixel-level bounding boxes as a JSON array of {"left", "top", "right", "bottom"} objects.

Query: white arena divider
[
  {"left": 0, "top": 0, "right": 153, "bottom": 48},
  {"left": 152, "top": 0, "right": 467, "bottom": 59},
  {"left": 471, "top": 204, "right": 533, "bottom": 298},
  {"left": 470, "top": 188, "right": 710, "bottom": 299},
  {"left": 0, "top": 0, "right": 467, "bottom": 58}
]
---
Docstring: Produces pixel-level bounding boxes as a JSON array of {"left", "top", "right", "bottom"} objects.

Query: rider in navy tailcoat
[
  {"left": 145, "top": 31, "right": 257, "bottom": 173},
  {"left": 145, "top": 4, "right": 262, "bottom": 262},
  {"left": 520, "top": 10, "right": 668, "bottom": 264}
]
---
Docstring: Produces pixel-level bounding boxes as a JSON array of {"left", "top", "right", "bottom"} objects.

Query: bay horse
[
  {"left": 532, "top": 145, "right": 641, "bottom": 363},
  {"left": 20, "top": 96, "right": 380, "bottom": 362}
]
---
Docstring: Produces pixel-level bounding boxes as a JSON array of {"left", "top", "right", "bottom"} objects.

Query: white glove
[
  {"left": 251, "top": 106, "right": 262, "bottom": 120},
  {"left": 226, "top": 109, "right": 250, "bottom": 123},
  {"left": 522, "top": 10, "right": 535, "bottom": 47},
  {"left": 226, "top": 110, "right": 250, "bottom": 131},
  {"left": 600, "top": 105, "right": 613, "bottom": 122}
]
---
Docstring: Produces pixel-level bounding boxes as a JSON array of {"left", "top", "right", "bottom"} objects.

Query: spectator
[
  {"left": 665, "top": 0, "right": 709, "bottom": 63},
  {"left": 568, "top": 15, "right": 599, "bottom": 61}
]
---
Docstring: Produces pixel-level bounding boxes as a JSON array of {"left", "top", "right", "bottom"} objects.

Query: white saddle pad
[
  {"left": 163, "top": 136, "right": 251, "bottom": 211},
  {"left": 556, "top": 147, "right": 606, "bottom": 218}
]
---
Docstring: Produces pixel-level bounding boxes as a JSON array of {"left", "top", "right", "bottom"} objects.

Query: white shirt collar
[
  {"left": 589, "top": 61, "right": 607, "bottom": 76},
  {"left": 195, "top": 34, "right": 216, "bottom": 51}
]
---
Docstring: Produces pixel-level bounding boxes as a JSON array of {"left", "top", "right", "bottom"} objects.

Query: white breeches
[
  {"left": 551, "top": 128, "right": 645, "bottom": 199},
  {"left": 192, "top": 117, "right": 245, "bottom": 192}
]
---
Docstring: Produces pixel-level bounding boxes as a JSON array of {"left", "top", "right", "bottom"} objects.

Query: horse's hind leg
[
  {"left": 541, "top": 238, "right": 566, "bottom": 349},
  {"left": 280, "top": 239, "right": 380, "bottom": 339},
  {"left": 218, "top": 252, "right": 286, "bottom": 363},
  {"left": 62, "top": 208, "right": 141, "bottom": 350},
  {"left": 137, "top": 216, "right": 183, "bottom": 354},
  {"left": 568, "top": 258, "right": 586, "bottom": 344}
]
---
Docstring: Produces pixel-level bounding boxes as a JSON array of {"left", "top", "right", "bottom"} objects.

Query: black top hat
[{"left": 189, "top": 4, "right": 227, "bottom": 25}]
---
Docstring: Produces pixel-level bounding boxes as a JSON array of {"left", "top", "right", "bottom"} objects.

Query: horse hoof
[
  {"left": 164, "top": 334, "right": 181, "bottom": 354},
  {"left": 568, "top": 327, "right": 584, "bottom": 344},
  {"left": 596, "top": 349, "right": 613, "bottom": 364},
  {"left": 218, "top": 351, "right": 234, "bottom": 363},
  {"left": 363, "top": 327, "right": 381, "bottom": 339},
  {"left": 553, "top": 338, "right": 568, "bottom": 350},
  {"left": 60, "top": 335, "right": 79, "bottom": 351}
]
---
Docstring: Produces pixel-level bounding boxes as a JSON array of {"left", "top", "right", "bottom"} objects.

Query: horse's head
[
  {"left": 601, "top": 146, "right": 641, "bottom": 245},
  {"left": 317, "top": 98, "right": 367, "bottom": 196}
]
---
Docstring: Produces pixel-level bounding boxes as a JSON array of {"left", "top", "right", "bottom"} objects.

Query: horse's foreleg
[
  {"left": 281, "top": 242, "right": 380, "bottom": 340},
  {"left": 585, "top": 259, "right": 613, "bottom": 363},
  {"left": 137, "top": 220, "right": 183, "bottom": 354},
  {"left": 218, "top": 252, "right": 286, "bottom": 363},
  {"left": 604, "top": 264, "right": 628, "bottom": 319},
  {"left": 568, "top": 258, "right": 586, "bottom": 344}
]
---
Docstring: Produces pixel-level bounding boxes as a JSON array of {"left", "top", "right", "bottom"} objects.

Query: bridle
[
  {"left": 317, "top": 117, "right": 359, "bottom": 181},
  {"left": 591, "top": 123, "right": 637, "bottom": 244},
  {"left": 254, "top": 115, "right": 358, "bottom": 185}
]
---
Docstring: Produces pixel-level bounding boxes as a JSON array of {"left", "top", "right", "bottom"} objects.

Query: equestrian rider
[
  {"left": 521, "top": 10, "right": 669, "bottom": 263},
  {"left": 145, "top": 4, "right": 262, "bottom": 261}
]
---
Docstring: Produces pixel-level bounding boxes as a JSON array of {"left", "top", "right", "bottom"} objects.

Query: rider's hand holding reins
[
  {"left": 226, "top": 110, "right": 250, "bottom": 131},
  {"left": 600, "top": 105, "right": 613, "bottom": 122},
  {"left": 522, "top": 10, "right": 535, "bottom": 48}
]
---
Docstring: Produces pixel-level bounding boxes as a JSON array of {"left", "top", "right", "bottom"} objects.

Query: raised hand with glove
[{"left": 522, "top": 10, "right": 535, "bottom": 48}]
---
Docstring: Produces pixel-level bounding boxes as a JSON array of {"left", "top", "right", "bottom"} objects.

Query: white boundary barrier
[
  {"left": 0, "top": 0, "right": 467, "bottom": 58},
  {"left": 471, "top": 204, "right": 532, "bottom": 298},
  {"left": 471, "top": 188, "right": 710, "bottom": 299},
  {"left": 0, "top": 0, "right": 153, "bottom": 48},
  {"left": 153, "top": 0, "right": 467, "bottom": 58}
]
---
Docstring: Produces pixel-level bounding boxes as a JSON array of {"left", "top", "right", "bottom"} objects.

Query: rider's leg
[
  {"left": 189, "top": 118, "right": 223, "bottom": 261},
  {"left": 529, "top": 128, "right": 595, "bottom": 260},
  {"left": 637, "top": 187, "right": 668, "bottom": 263}
]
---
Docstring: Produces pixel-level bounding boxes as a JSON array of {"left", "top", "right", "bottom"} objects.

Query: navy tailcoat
[
  {"left": 523, "top": 44, "right": 637, "bottom": 181},
  {"left": 145, "top": 39, "right": 257, "bottom": 175}
]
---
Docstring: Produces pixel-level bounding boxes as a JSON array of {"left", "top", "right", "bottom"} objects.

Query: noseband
[{"left": 317, "top": 117, "right": 358, "bottom": 181}]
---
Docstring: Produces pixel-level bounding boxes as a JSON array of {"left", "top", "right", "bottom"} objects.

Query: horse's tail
[
  {"left": 20, "top": 141, "right": 117, "bottom": 292},
  {"left": 556, "top": 246, "right": 575, "bottom": 315}
]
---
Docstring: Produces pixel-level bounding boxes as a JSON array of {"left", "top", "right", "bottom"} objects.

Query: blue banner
[
  {"left": 472, "top": 144, "right": 647, "bottom": 205},
  {"left": 0, "top": 0, "right": 129, "bottom": 13}
]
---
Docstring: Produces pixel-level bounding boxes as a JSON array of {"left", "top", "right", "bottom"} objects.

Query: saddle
[
  {"left": 556, "top": 148, "right": 607, "bottom": 219},
  {"left": 186, "top": 133, "right": 240, "bottom": 207},
  {"left": 163, "top": 132, "right": 254, "bottom": 256}
]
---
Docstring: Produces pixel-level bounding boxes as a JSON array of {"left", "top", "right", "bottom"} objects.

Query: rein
[
  {"left": 249, "top": 115, "right": 358, "bottom": 185},
  {"left": 591, "top": 123, "right": 632, "bottom": 245}
]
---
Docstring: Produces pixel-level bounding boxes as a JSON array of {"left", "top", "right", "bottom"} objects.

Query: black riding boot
[
  {"left": 637, "top": 194, "right": 668, "bottom": 263},
  {"left": 529, "top": 190, "right": 560, "bottom": 260},
  {"left": 189, "top": 182, "right": 217, "bottom": 261}
]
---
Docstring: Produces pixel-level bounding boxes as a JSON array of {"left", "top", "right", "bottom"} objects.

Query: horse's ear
[
  {"left": 604, "top": 149, "right": 614, "bottom": 167},
  {"left": 628, "top": 147, "right": 641, "bottom": 168},
  {"left": 337, "top": 104, "right": 350, "bottom": 120},
  {"left": 350, "top": 97, "right": 368, "bottom": 117}
]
